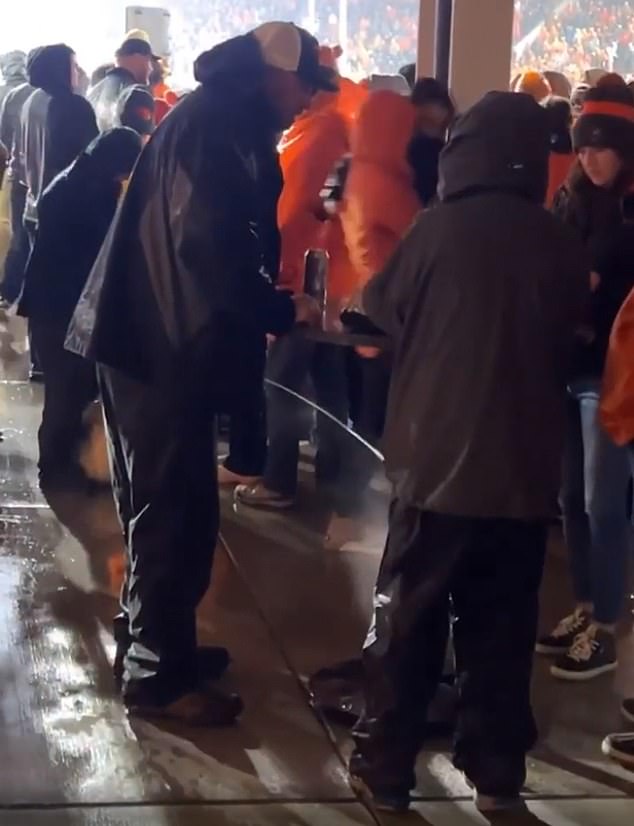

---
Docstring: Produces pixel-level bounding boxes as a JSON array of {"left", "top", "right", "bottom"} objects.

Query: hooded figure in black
[
  {"left": 20, "top": 44, "right": 98, "bottom": 229},
  {"left": 347, "top": 92, "right": 589, "bottom": 814},
  {"left": 65, "top": 23, "right": 334, "bottom": 723},
  {"left": 19, "top": 128, "right": 142, "bottom": 487}
]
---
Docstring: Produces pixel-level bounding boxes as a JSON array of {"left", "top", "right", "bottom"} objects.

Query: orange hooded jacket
[
  {"left": 277, "top": 79, "right": 367, "bottom": 300},
  {"left": 340, "top": 90, "right": 421, "bottom": 287},
  {"left": 601, "top": 285, "right": 634, "bottom": 445}
]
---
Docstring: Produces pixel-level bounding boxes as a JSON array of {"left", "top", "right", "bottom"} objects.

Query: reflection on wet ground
[{"left": 0, "top": 316, "right": 633, "bottom": 824}]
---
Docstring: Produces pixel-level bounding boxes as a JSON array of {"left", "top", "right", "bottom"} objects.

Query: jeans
[
  {"left": 352, "top": 503, "right": 547, "bottom": 796},
  {"left": 263, "top": 335, "right": 349, "bottom": 497},
  {"left": 98, "top": 366, "right": 219, "bottom": 702},
  {"left": 561, "top": 383, "right": 632, "bottom": 625}
]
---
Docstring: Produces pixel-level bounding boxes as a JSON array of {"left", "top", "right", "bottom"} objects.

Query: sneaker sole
[
  {"left": 535, "top": 642, "right": 569, "bottom": 656},
  {"left": 602, "top": 737, "right": 634, "bottom": 768},
  {"left": 475, "top": 794, "right": 527, "bottom": 814},
  {"left": 235, "top": 497, "right": 295, "bottom": 511},
  {"left": 550, "top": 661, "right": 618, "bottom": 681}
]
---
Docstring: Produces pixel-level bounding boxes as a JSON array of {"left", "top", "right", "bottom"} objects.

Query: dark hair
[
  {"left": 411, "top": 77, "right": 455, "bottom": 117},
  {"left": 567, "top": 154, "right": 634, "bottom": 199}
]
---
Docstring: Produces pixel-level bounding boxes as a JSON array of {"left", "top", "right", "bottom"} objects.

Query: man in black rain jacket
[{"left": 67, "top": 22, "right": 335, "bottom": 724}]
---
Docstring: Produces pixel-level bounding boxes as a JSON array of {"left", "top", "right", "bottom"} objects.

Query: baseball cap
[
  {"left": 117, "top": 37, "right": 157, "bottom": 60},
  {"left": 252, "top": 22, "right": 338, "bottom": 93}
]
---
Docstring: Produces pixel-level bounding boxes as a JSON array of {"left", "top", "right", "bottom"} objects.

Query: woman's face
[{"left": 578, "top": 146, "right": 623, "bottom": 188}]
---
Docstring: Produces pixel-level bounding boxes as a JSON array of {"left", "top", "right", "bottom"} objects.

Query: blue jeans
[{"left": 561, "top": 382, "right": 632, "bottom": 625}]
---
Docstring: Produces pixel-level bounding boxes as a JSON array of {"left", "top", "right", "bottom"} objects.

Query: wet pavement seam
[{"left": 218, "top": 530, "right": 383, "bottom": 826}]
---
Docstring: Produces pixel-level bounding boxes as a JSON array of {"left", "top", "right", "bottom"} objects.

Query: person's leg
[
  {"left": 537, "top": 396, "right": 593, "bottom": 654},
  {"left": 311, "top": 343, "right": 350, "bottom": 489},
  {"left": 451, "top": 519, "right": 547, "bottom": 808},
  {"left": 238, "top": 335, "right": 313, "bottom": 505},
  {"left": 552, "top": 390, "right": 630, "bottom": 679},
  {"left": 98, "top": 366, "right": 239, "bottom": 721},
  {"left": 350, "top": 505, "right": 466, "bottom": 810},
  {"left": 222, "top": 388, "right": 267, "bottom": 479},
  {"left": 0, "top": 183, "right": 27, "bottom": 304},
  {"left": 31, "top": 318, "right": 97, "bottom": 482}
]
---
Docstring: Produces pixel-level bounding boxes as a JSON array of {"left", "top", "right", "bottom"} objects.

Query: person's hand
[
  {"left": 355, "top": 346, "right": 380, "bottom": 359},
  {"left": 292, "top": 294, "right": 322, "bottom": 327}
]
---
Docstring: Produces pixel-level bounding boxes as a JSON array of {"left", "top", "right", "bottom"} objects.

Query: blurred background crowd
[{"left": 1, "top": 1, "right": 633, "bottom": 90}]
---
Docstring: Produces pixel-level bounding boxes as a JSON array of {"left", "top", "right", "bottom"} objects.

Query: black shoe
[
  {"left": 348, "top": 774, "right": 411, "bottom": 814},
  {"left": 551, "top": 624, "right": 617, "bottom": 681},
  {"left": 602, "top": 732, "right": 634, "bottom": 768},
  {"left": 622, "top": 698, "right": 634, "bottom": 725},
  {"left": 535, "top": 609, "right": 591, "bottom": 655},
  {"left": 114, "top": 643, "right": 230, "bottom": 688},
  {"left": 348, "top": 748, "right": 413, "bottom": 814},
  {"left": 124, "top": 682, "right": 243, "bottom": 726}
]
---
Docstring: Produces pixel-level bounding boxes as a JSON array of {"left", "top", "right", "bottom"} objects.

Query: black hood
[
  {"left": 27, "top": 44, "right": 74, "bottom": 94},
  {"left": 194, "top": 34, "right": 265, "bottom": 96},
  {"left": 438, "top": 91, "right": 550, "bottom": 204}
]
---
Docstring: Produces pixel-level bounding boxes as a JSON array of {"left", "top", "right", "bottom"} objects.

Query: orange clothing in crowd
[
  {"left": 278, "top": 83, "right": 365, "bottom": 301},
  {"left": 340, "top": 90, "right": 420, "bottom": 287},
  {"left": 546, "top": 151, "right": 575, "bottom": 208},
  {"left": 601, "top": 286, "right": 634, "bottom": 445}
]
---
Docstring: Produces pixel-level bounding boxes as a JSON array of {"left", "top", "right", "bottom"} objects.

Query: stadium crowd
[{"left": 515, "top": 1, "right": 634, "bottom": 82}]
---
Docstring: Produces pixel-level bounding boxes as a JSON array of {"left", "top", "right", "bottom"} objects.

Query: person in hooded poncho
[
  {"left": 65, "top": 22, "right": 333, "bottom": 724},
  {"left": 347, "top": 92, "right": 589, "bottom": 815},
  {"left": 21, "top": 44, "right": 97, "bottom": 232},
  {"left": 19, "top": 128, "right": 142, "bottom": 486}
]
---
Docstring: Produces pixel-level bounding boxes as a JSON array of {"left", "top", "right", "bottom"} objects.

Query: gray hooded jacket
[{"left": 364, "top": 91, "right": 589, "bottom": 520}]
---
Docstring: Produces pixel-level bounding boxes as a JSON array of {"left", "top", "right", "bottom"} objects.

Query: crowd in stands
[{"left": 515, "top": 1, "right": 634, "bottom": 83}]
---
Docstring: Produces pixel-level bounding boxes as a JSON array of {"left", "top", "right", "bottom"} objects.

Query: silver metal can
[{"left": 304, "top": 249, "right": 329, "bottom": 324}]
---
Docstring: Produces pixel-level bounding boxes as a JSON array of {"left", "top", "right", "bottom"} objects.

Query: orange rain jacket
[
  {"left": 340, "top": 90, "right": 421, "bottom": 288},
  {"left": 601, "top": 285, "right": 634, "bottom": 445},
  {"left": 277, "top": 79, "right": 367, "bottom": 301}
]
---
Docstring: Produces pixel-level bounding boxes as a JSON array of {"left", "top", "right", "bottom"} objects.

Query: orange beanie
[{"left": 517, "top": 70, "right": 552, "bottom": 102}]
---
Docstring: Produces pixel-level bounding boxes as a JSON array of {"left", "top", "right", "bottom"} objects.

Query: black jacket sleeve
[
  {"left": 48, "top": 95, "right": 98, "bottom": 179},
  {"left": 177, "top": 135, "right": 295, "bottom": 337}
]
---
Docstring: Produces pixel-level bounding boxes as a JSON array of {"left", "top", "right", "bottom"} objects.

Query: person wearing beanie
[
  {"left": 18, "top": 127, "right": 142, "bottom": 487},
  {"left": 0, "top": 49, "right": 35, "bottom": 304},
  {"left": 347, "top": 91, "right": 588, "bottom": 814},
  {"left": 516, "top": 69, "right": 551, "bottom": 103},
  {"left": 538, "top": 85, "right": 634, "bottom": 681},
  {"left": 543, "top": 95, "right": 575, "bottom": 207},
  {"left": 88, "top": 36, "right": 154, "bottom": 131}
]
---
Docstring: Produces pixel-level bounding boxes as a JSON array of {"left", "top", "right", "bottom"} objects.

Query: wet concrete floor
[{"left": 0, "top": 313, "right": 632, "bottom": 824}]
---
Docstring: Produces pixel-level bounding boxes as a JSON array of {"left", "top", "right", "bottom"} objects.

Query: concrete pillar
[
  {"left": 417, "top": 0, "right": 437, "bottom": 79},
  {"left": 448, "top": 0, "right": 515, "bottom": 111}
]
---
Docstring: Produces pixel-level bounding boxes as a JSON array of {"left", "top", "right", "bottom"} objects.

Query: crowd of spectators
[
  {"left": 165, "top": 0, "right": 419, "bottom": 83},
  {"left": 164, "top": 0, "right": 634, "bottom": 88},
  {"left": 514, "top": 1, "right": 634, "bottom": 84}
]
